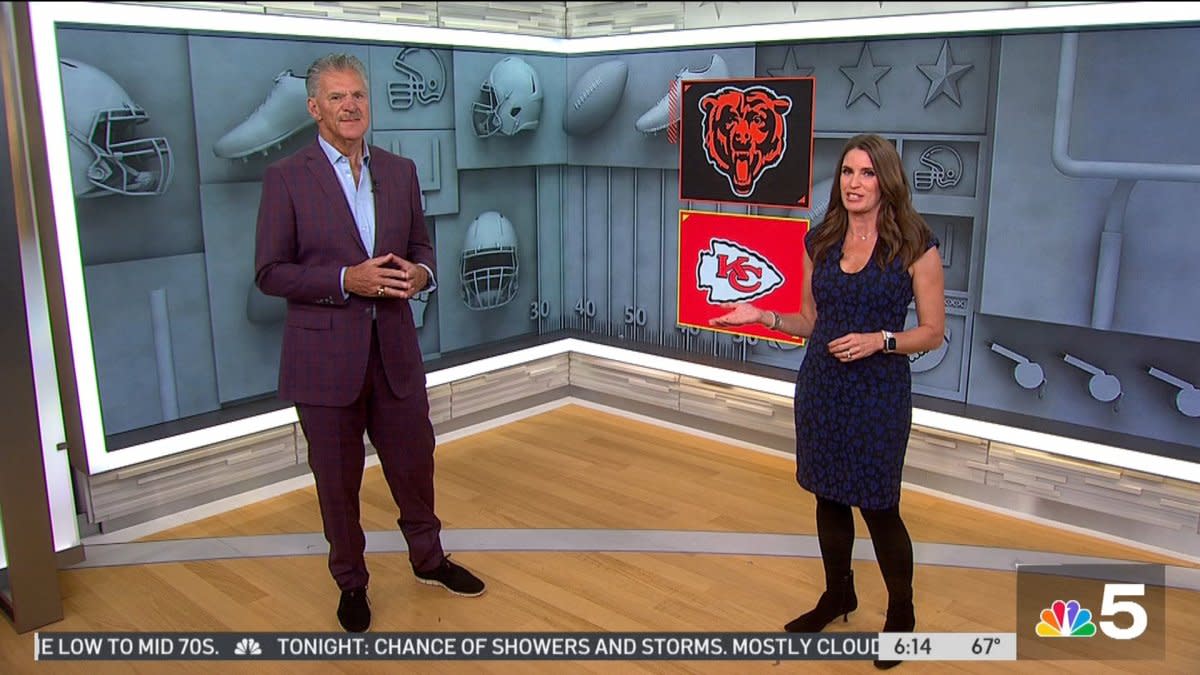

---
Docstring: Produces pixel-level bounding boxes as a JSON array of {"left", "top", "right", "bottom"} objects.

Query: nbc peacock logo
[{"left": 1036, "top": 599, "right": 1097, "bottom": 637}]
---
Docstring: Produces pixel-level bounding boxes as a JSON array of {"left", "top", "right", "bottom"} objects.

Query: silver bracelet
[{"left": 770, "top": 311, "right": 784, "bottom": 331}]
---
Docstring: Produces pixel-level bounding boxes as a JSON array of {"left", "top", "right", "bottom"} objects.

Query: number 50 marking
[{"left": 1099, "top": 583, "right": 1147, "bottom": 640}]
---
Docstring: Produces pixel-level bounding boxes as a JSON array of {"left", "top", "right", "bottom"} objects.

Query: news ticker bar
[{"left": 34, "top": 632, "right": 1017, "bottom": 661}]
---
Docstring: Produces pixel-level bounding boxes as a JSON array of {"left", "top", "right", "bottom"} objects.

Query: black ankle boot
[
  {"left": 784, "top": 570, "right": 857, "bottom": 632},
  {"left": 873, "top": 600, "right": 915, "bottom": 669}
]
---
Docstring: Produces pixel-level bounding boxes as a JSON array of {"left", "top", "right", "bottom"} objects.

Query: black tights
[{"left": 815, "top": 495, "right": 914, "bottom": 605}]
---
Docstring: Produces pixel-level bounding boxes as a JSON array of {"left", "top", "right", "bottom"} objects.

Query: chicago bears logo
[{"left": 699, "top": 85, "right": 792, "bottom": 198}]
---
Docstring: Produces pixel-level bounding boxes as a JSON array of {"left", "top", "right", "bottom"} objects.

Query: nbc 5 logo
[
  {"left": 696, "top": 238, "right": 784, "bottom": 303},
  {"left": 1036, "top": 583, "right": 1148, "bottom": 640}
]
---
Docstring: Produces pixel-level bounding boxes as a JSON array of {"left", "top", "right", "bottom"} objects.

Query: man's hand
[
  {"left": 344, "top": 254, "right": 428, "bottom": 299},
  {"left": 388, "top": 257, "right": 428, "bottom": 299}
]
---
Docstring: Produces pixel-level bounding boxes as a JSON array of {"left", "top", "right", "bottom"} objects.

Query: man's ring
[
  {"left": 844, "top": 350, "right": 851, "bottom": 358},
  {"left": 377, "top": 286, "right": 385, "bottom": 296}
]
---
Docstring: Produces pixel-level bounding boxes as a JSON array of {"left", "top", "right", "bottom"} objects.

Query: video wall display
[{"left": 51, "top": 22, "right": 1199, "bottom": 460}]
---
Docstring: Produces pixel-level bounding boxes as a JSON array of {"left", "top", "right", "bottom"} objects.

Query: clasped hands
[
  {"left": 345, "top": 253, "right": 427, "bottom": 300},
  {"left": 710, "top": 302, "right": 884, "bottom": 363}
]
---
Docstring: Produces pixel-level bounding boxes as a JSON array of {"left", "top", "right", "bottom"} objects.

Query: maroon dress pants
[{"left": 296, "top": 324, "right": 444, "bottom": 591}]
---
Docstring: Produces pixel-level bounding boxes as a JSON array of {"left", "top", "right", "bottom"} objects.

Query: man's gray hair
[{"left": 305, "top": 53, "right": 369, "bottom": 98}]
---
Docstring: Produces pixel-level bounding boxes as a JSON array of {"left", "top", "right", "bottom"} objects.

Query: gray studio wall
[
  {"left": 970, "top": 27, "right": 1200, "bottom": 453},
  {"left": 50, "top": 23, "right": 1199, "bottom": 463}
]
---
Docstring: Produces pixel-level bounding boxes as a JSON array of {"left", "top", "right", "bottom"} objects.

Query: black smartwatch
[{"left": 882, "top": 330, "right": 897, "bottom": 353}]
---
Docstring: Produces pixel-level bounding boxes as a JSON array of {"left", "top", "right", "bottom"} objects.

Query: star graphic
[
  {"left": 917, "top": 40, "right": 974, "bottom": 107},
  {"left": 767, "top": 46, "right": 814, "bottom": 77},
  {"left": 839, "top": 43, "right": 891, "bottom": 108}
]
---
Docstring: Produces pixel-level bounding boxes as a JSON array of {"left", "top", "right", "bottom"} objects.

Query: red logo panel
[{"left": 677, "top": 210, "right": 807, "bottom": 345}]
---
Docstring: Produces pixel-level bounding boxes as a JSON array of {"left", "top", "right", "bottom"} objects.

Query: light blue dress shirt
[{"left": 318, "top": 136, "right": 434, "bottom": 298}]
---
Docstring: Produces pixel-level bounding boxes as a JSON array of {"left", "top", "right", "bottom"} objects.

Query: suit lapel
[{"left": 304, "top": 142, "right": 369, "bottom": 258}]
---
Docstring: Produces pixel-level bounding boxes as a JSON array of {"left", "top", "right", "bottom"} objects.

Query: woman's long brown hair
[{"left": 807, "top": 134, "right": 934, "bottom": 270}]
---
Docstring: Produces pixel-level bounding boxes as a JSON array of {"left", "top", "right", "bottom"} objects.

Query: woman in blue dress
[{"left": 713, "top": 134, "right": 944, "bottom": 669}]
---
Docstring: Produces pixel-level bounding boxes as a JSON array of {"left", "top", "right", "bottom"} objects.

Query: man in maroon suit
[{"left": 254, "top": 53, "right": 484, "bottom": 633}]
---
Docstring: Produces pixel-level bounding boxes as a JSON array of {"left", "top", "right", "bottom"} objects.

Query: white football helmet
[
  {"left": 388, "top": 48, "right": 447, "bottom": 110},
  {"left": 59, "top": 58, "right": 172, "bottom": 198},
  {"left": 913, "top": 144, "right": 963, "bottom": 191},
  {"left": 460, "top": 210, "right": 519, "bottom": 310},
  {"left": 472, "top": 56, "right": 543, "bottom": 138}
]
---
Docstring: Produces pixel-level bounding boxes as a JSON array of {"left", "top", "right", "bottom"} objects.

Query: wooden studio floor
[{"left": 3, "top": 403, "right": 1198, "bottom": 673}]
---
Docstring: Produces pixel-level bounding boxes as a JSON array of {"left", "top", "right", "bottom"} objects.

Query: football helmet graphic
[
  {"left": 472, "top": 56, "right": 543, "bottom": 138},
  {"left": 460, "top": 210, "right": 519, "bottom": 310},
  {"left": 59, "top": 58, "right": 172, "bottom": 198},
  {"left": 388, "top": 48, "right": 447, "bottom": 110},
  {"left": 913, "top": 144, "right": 963, "bottom": 191}
]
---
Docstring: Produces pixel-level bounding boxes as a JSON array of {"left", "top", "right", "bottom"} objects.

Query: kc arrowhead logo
[
  {"left": 697, "top": 238, "right": 784, "bottom": 303},
  {"left": 677, "top": 210, "right": 806, "bottom": 345}
]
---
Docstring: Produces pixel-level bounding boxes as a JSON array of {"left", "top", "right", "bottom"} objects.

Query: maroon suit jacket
[{"left": 254, "top": 139, "right": 435, "bottom": 407}]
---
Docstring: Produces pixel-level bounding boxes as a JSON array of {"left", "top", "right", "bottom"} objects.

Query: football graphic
[{"left": 563, "top": 59, "right": 628, "bottom": 137}]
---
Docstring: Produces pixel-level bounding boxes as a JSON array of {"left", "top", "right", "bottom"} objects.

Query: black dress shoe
[
  {"left": 784, "top": 570, "right": 857, "bottom": 632},
  {"left": 337, "top": 587, "right": 371, "bottom": 633},
  {"left": 414, "top": 556, "right": 486, "bottom": 597},
  {"left": 873, "top": 601, "right": 915, "bottom": 669}
]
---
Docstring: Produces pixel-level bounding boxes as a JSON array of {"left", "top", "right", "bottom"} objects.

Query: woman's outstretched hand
[{"left": 710, "top": 303, "right": 765, "bottom": 327}]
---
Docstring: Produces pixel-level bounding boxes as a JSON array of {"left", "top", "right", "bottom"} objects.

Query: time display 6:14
[{"left": 890, "top": 637, "right": 931, "bottom": 656}]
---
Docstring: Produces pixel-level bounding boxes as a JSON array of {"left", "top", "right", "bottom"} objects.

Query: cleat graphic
[
  {"left": 636, "top": 54, "right": 729, "bottom": 134},
  {"left": 214, "top": 69, "right": 314, "bottom": 160}
]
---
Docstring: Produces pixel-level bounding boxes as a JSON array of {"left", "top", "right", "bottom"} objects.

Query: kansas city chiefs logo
[{"left": 697, "top": 238, "right": 784, "bottom": 303}]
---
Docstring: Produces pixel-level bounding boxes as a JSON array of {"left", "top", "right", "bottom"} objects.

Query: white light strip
[
  {"left": 424, "top": 340, "right": 573, "bottom": 387},
  {"left": 564, "top": 339, "right": 793, "bottom": 397},
  {"left": 911, "top": 409, "right": 1200, "bottom": 484},
  {"left": 39, "top": 1, "right": 567, "bottom": 52},
  {"left": 86, "top": 408, "right": 299, "bottom": 474},
  {"left": 38, "top": 1, "right": 1200, "bottom": 55},
  {"left": 27, "top": 4, "right": 108, "bottom": 470},
  {"left": 564, "top": 2, "right": 1200, "bottom": 53}
]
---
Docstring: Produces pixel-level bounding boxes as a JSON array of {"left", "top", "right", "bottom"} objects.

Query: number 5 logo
[{"left": 1099, "top": 583, "right": 1147, "bottom": 640}]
